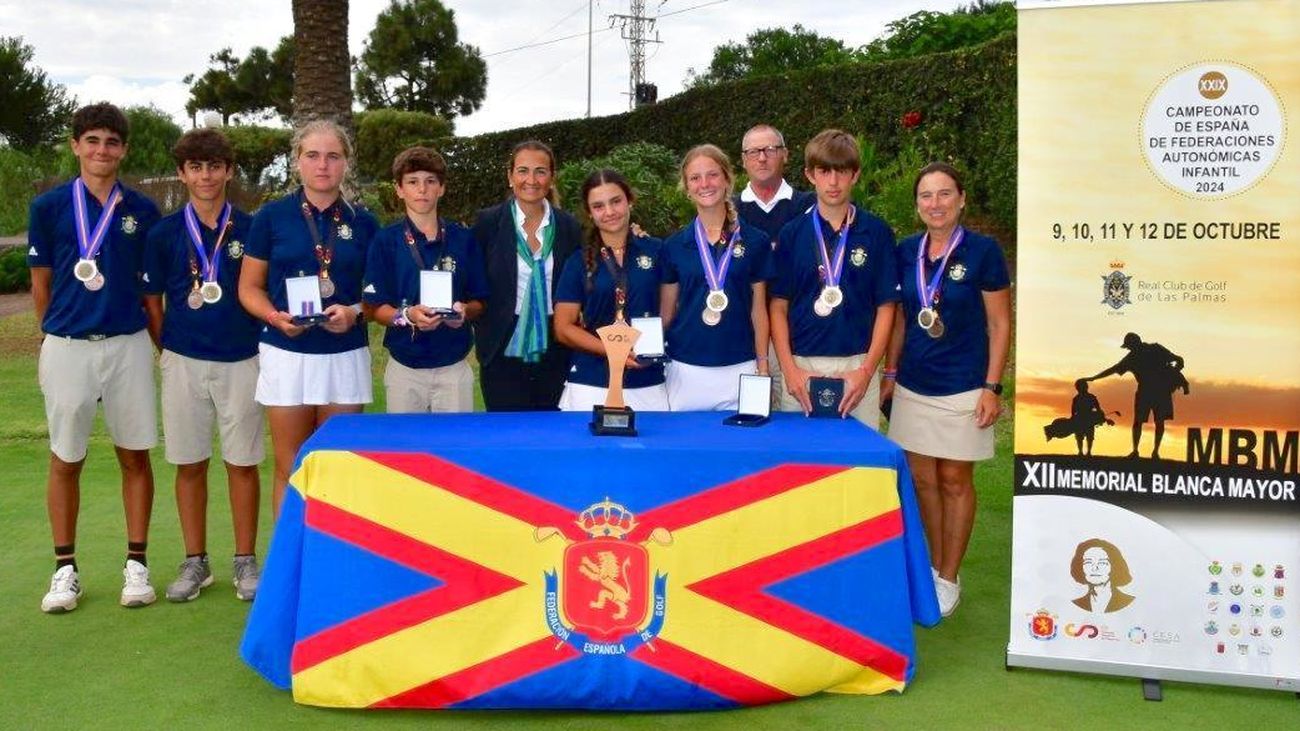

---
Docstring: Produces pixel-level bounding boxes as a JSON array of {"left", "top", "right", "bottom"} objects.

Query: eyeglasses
[{"left": 741, "top": 144, "right": 785, "bottom": 160}]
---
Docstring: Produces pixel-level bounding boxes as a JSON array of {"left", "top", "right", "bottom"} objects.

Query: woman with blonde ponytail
[{"left": 659, "top": 144, "right": 773, "bottom": 411}]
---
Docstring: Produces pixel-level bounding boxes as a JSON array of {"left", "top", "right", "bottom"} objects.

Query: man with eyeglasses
[
  {"left": 735, "top": 124, "right": 815, "bottom": 405},
  {"left": 734, "top": 125, "right": 816, "bottom": 243}
]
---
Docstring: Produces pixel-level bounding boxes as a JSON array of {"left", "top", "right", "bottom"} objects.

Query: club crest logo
[
  {"left": 120, "top": 215, "right": 138, "bottom": 235},
  {"left": 1275, "top": 564, "right": 1285, "bottom": 579},
  {"left": 731, "top": 241, "right": 746, "bottom": 258},
  {"left": 1101, "top": 261, "right": 1132, "bottom": 310},
  {"left": 1253, "top": 563, "right": 1266, "bottom": 577},
  {"left": 338, "top": 223, "right": 353, "bottom": 240},
  {"left": 1208, "top": 560, "right": 1222, "bottom": 575},
  {"left": 1029, "top": 609, "right": 1057, "bottom": 640},
  {"left": 849, "top": 247, "right": 867, "bottom": 267},
  {"left": 227, "top": 240, "right": 244, "bottom": 259},
  {"left": 1064, "top": 623, "right": 1099, "bottom": 638},
  {"left": 537, "top": 498, "right": 671, "bottom": 654},
  {"left": 1204, "top": 620, "right": 1219, "bottom": 635},
  {"left": 816, "top": 387, "right": 837, "bottom": 409},
  {"left": 636, "top": 254, "right": 654, "bottom": 270},
  {"left": 438, "top": 255, "right": 457, "bottom": 273},
  {"left": 947, "top": 261, "right": 968, "bottom": 282}
]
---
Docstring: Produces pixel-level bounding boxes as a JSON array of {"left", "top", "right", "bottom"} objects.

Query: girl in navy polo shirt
[
  {"left": 660, "top": 145, "right": 772, "bottom": 411},
  {"left": 362, "top": 147, "right": 488, "bottom": 413},
  {"left": 882, "top": 162, "right": 1012, "bottom": 617},
  {"left": 554, "top": 169, "right": 668, "bottom": 411},
  {"left": 238, "top": 120, "right": 380, "bottom": 514}
]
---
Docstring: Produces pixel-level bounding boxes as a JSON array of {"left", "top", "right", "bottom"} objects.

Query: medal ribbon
[
  {"left": 72, "top": 178, "right": 123, "bottom": 262},
  {"left": 599, "top": 244, "right": 629, "bottom": 320},
  {"left": 183, "top": 203, "right": 232, "bottom": 284},
  {"left": 402, "top": 219, "right": 448, "bottom": 272},
  {"left": 299, "top": 192, "right": 341, "bottom": 277},
  {"left": 916, "top": 226, "right": 965, "bottom": 311},
  {"left": 692, "top": 216, "right": 738, "bottom": 293},
  {"left": 810, "top": 209, "right": 850, "bottom": 287}
]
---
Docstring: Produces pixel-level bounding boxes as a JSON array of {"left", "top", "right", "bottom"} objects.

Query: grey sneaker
[
  {"left": 233, "top": 555, "right": 260, "bottom": 602},
  {"left": 165, "top": 556, "right": 213, "bottom": 602}
]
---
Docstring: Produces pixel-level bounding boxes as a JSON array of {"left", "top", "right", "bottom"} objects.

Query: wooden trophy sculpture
[{"left": 590, "top": 293, "right": 640, "bottom": 436}]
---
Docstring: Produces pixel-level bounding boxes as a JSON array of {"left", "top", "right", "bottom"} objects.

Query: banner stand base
[{"left": 1141, "top": 678, "right": 1162, "bottom": 702}]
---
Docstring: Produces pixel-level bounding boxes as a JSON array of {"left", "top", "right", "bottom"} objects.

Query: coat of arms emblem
[{"left": 537, "top": 498, "right": 671, "bottom": 652}]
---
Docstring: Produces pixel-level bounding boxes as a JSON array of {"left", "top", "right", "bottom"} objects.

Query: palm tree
[{"left": 291, "top": 0, "right": 353, "bottom": 131}]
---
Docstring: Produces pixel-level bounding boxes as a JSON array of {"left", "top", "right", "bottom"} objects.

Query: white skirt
[
  {"left": 887, "top": 384, "right": 994, "bottom": 461},
  {"left": 558, "top": 382, "right": 671, "bottom": 412},
  {"left": 665, "top": 359, "right": 756, "bottom": 412},
  {"left": 255, "top": 343, "right": 373, "bottom": 407}
]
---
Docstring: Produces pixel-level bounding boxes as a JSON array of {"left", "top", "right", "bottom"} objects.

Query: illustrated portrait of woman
[{"left": 1069, "top": 538, "right": 1135, "bottom": 613}]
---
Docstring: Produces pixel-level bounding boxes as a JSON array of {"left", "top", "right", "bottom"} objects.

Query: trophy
[{"left": 590, "top": 300, "right": 640, "bottom": 437}]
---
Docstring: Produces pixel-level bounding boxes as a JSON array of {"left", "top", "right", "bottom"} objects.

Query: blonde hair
[
  {"left": 680, "top": 144, "right": 739, "bottom": 234},
  {"left": 291, "top": 119, "right": 354, "bottom": 161}
]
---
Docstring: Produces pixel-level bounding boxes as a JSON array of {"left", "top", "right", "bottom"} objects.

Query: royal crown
[
  {"left": 1109, "top": 259, "right": 1125, "bottom": 269},
  {"left": 577, "top": 497, "right": 637, "bottom": 539}
]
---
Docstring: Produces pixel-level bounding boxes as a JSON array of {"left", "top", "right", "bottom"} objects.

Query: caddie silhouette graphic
[
  {"left": 1085, "top": 332, "right": 1189, "bottom": 460},
  {"left": 1043, "top": 379, "right": 1119, "bottom": 456}
]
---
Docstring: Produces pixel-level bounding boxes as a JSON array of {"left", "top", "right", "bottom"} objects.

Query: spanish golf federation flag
[{"left": 241, "top": 412, "right": 940, "bottom": 710}]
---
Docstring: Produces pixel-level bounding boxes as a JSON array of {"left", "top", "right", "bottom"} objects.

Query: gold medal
[
  {"left": 926, "top": 315, "right": 946, "bottom": 339},
  {"left": 813, "top": 298, "right": 833, "bottom": 317},
  {"left": 74, "top": 258, "right": 98, "bottom": 282},
  {"left": 705, "top": 289, "right": 729, "bottom": 313},
  {"left": 187, "top": 288, "right": 204, "bottom": 309},
  {"left": 84, "top": 273, "right": 105, "bottom": 292},
  {"left": 319, "top": 275, "right": 336, "bottom": 299},
  {"left": 200, "top": 281, "right": 222, "bottom": 304},
  {"left": 701, "top": 308, "right": 722, "bottom": 327}
]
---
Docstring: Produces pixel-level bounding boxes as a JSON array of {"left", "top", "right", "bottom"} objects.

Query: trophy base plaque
[
  {"left": 290, "top": 313, "right": 330, "bottom": 327},
  {"left": 590, "top": 405, "right": 637, "bottom": 437}
]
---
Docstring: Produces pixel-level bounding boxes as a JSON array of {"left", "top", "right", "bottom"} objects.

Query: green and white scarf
[{"left": 505, "top": 204, "right": 555, "bottom": 363}]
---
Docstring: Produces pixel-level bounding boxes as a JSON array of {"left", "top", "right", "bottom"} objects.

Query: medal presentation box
[
  {"left": 241, "top": 412, "right": 940, "bottom": 709},
  {"left": 1010, "top": 0, "right": 1299, "bottom": 692}
]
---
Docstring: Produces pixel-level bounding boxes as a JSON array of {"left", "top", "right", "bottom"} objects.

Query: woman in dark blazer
[{"left": 471, "top": 140, "right": 581, "bottom": 410}]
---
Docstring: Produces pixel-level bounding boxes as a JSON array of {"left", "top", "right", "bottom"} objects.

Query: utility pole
[{"left": 609, "top": 0, "right": 662, "bottom": 109}]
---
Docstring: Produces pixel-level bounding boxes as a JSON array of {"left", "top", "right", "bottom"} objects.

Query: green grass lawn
[{"left": 0, "top": 312, "right": 1293, "bottom": 729}]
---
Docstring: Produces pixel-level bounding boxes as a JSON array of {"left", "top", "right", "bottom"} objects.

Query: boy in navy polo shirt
[
  {"left": 143, "top": 129, "right": 263, "bottom": 602},
  {"left": 27, "top": 102, "right": 162, "bottom": 612},
  {"left": 362, "top": 147, "right": 488, "bottom": 412},
  {"left": 770, "top": 129, "right": 899, "bottom": 427}
]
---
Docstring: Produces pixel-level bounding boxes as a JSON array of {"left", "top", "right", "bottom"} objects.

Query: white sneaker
[
  {"left": 936, "top": 575, "right": 962, "bottom": 617},
  {"left": 121, "top": 559, "right": 157, "bottom": 607},
  {"left": 41, "top": 565, "right": 82, "bottom": 613}
]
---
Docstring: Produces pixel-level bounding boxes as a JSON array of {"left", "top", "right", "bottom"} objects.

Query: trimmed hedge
[
  {"left": 355, "top": 109, "right": 453, "bottom": 182},
  {"left": 438, "top": 33, "right": 1016, "bottom": 235}
]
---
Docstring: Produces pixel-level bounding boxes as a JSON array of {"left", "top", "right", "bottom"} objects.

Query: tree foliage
[
  {"left": 555, "top": 142, "right": 692, "bottom": 236},
  {"left": 225, "top": 125, "right": 293, "bottom": 187},
  {"left": 119, "top": 106, "right": 184, "bottom": 177},
  {"left": 355, "top": 0, "right": 487, "bottom": 119},
  {"left": 685, "top": 25, "right": 854, "bottom": 88},
  {"left": 0, "top": 36, "right": 76, "bottom": 149},
  {"left": 185, "top": 36, "right": 294, "bottom": 124},
  {"left": 354, "top": 109, "right": 454, "bottom": 181},
  {"left": 860, "top": 1, "right": 1015, "bottom": 62}
]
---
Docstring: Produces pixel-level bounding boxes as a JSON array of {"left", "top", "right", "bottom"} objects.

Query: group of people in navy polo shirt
[{"left": 28, "top": 104, "right": 1009, "bottom": 620}]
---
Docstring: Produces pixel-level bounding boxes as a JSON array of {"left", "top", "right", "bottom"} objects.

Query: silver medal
[
  {"left": 187, "top": 289, "right": 204, "bottom": 309},
  {"left": 820, "top": 285, "right": 843, "bottom": 309},
  {"left": 813, "top": 298, "right": 833, "bottom": 317},
  {"left": 917, "top": 307, "right": 937, "bottom": 330},
  {"left": 84, "top": 273, "right": 105, "bottom": 292},
  {"left": 319, "top": 276, "right": 336, "bottom": 299},
  {"left": 200, "top": 281, "right": 223, "bottom": 304},
  {"left": 705, "top": 289, "right": 729, "bottom": 313},
  {"left": 74, "top": 258, "right": 98, "bottom": 282},
  {"left": 701, "top": 308, "right": 722, "bottom": 326}
]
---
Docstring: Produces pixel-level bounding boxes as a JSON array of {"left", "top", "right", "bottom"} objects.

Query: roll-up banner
[{"left": 1010, "top": 0, "right": 1299, "bottom": 691}]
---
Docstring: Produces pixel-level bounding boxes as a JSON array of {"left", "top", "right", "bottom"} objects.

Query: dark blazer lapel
[{"left": 496, "top": 201, "right": 519, "bottom": 314}]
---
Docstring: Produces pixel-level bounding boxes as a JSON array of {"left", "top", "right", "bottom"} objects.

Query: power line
[
  {"left": 658, "top": 0, "right": 733, "bottom": 20},
  {"left": 484, "top": 25, "right": 617, "bottom": 58}
]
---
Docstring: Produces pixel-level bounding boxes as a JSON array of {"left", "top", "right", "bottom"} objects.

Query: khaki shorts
[
  {"left": 160, "top": 350, "right": 264, "bottom": 466},
  {"left": 777, "top": 353, "right": 882, "bottom": 431},
  {"left": 38, "top": 330, "right": 157, "bottom": 462},
  {"left": 384, "top": 356, "right": 475, "bottom": 413}
]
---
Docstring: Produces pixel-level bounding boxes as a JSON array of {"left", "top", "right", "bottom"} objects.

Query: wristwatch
[{"left": 982, "top": 382, "right": 1003, "bottom": 395}]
